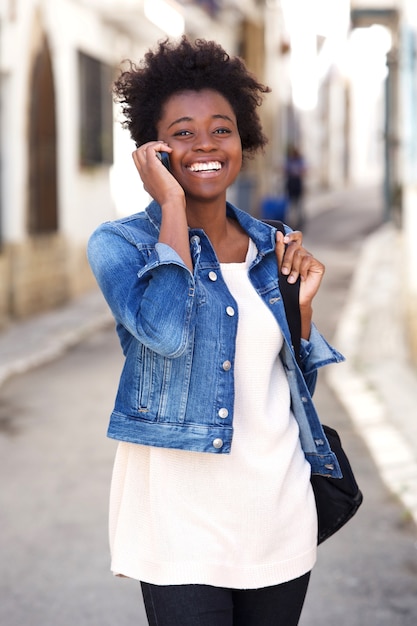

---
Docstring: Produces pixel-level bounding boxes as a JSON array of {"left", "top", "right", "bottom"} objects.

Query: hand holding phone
[{"left": 156, "top": 151, "right": 171, "bottom": 171}]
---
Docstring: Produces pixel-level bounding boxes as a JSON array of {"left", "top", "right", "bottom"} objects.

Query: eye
[
  {"left": 214, "top": 127, "right": 232, "bottom": 135},
  {"left": 173, "top": 129, "right": 193, "bottom": 137}
]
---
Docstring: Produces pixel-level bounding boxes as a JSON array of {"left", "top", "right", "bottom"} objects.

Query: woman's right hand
[{"left": 132, "top": 141, "right": 185, "bottom": 208}]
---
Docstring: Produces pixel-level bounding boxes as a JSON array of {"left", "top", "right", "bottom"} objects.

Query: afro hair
[{"left": 113, "top": 37, "right": 271, "bottom": 156}]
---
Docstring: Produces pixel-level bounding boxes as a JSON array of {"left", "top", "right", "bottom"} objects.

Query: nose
[{"left": 192, "top": 130, "right": 216, "bottom": 152}]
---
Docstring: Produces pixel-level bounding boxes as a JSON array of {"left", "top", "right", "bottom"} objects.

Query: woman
[{"left": 88, "top": 37, "right": 344, "bottom": 626}]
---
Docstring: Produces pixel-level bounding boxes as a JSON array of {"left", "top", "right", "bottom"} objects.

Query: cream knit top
[{"left": 109, "top": 238, "right": 317, "bottom": 588}]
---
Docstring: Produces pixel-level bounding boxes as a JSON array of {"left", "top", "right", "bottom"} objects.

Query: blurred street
[{"left": 1, "top": 185, "right": 417, "bottom": 625}]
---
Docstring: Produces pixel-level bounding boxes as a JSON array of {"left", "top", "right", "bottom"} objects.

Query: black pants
[{"left": 140, "top": 572, "right": 311, "bottom": 626}]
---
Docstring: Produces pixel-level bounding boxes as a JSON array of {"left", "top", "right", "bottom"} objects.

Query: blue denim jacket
[{"left": 88, "top": 201, "right": 345, "bottom": 478}]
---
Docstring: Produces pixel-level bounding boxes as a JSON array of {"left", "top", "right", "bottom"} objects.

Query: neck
[
  {"left": 186, "top": 200, "right": 229, "bottom": 246},
  {"left": 186, "top": 199, "right": 248, "bottom": 263}
]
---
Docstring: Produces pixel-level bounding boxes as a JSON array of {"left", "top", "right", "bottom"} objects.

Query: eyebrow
[{"left": 167, "top": 114, "right": 235, "bottom": 129}]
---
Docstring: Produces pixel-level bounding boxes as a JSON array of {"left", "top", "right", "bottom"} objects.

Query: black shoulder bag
[{"left": 265, "top": 219, "right": 363, "bottom": 544}]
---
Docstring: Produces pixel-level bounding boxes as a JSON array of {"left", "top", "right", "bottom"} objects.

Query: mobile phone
[{"left": 156, "top": 151, "right": 171, "bottom": 171}]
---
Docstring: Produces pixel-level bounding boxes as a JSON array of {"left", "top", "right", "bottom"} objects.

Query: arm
[
  {"left": 87, "top": 224, "right": 196, "bottom": 358},
  {"left": 132, "top": 142, "right": 193, "bottom": 272}
]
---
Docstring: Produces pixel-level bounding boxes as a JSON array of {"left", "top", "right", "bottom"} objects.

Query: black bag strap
[{"left": 262, "top": 219, "right": 302, "bottom": 367}]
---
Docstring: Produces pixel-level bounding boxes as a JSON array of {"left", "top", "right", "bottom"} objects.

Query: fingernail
[{"left": 281, "top": 266, "right": 290, "bottom": 275}]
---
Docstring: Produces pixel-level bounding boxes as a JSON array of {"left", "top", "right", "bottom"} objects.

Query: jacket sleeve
[
  {"left": 299, "top": 324, "right": 345, "bottom": 395},
  {"left": 87, "top": 223, "right": 197, "bottom": 358}
]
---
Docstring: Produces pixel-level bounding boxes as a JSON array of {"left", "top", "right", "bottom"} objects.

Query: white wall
[
  {"left": 351, "top": 0, "right": 400, "bottom": 8},
  {"left": 0, "top": 0, "right": 178, "bottom": 245},
  {"left": 400, "top": 0, "right": 417, "bottom": 359},
  {"left": 1, "top": 0, "right": 268, "bottom": 246},
  {"left": 1, "top": 1, "right": 40, "bottom": 242}
]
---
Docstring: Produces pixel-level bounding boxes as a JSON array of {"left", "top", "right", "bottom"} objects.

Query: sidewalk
[
  {"left": 1, "top": 200, "right": 416, "bottom": 527},
  {"left": 304, "top": 184, "right": 417, "bottom": 526},
  {"left": 0, "top": 290, "right": 112, "bottom": 387},
  {"left": 326, "top": 221, "right": 417, "bottom": 527}
]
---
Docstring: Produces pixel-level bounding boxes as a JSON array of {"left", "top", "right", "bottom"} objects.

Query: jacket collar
[{"left": 145, "top": 200, "right": 277, "bottom": 257}]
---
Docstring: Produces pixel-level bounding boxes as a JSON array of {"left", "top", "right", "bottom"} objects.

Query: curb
[{"left": 0, "top": 291, "right": 113, "bottom": 388}]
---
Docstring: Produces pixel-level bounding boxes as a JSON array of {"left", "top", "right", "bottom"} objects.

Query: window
[{"left": 78, "top": 52, "right": 114, "bottom": 166}]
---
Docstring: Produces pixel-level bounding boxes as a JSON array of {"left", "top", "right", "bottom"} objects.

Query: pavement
[
  {"left": 1, "top": 186, "right": 417, "bottom": 527},
  {"left": 326, "top": 220, "right": 417, "bottom": 527}
]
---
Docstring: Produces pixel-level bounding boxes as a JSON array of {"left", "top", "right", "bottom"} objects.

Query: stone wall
[{"left": 0, "top": 234, "right": 95, "bottom": 324}]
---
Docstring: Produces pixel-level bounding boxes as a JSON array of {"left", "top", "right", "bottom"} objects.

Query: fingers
[
  {"left": 277, "top": 230, "right": 306, "bottom": 283},
  {"left": 276, "top": 230, "right": 324, "bottom": 285},
  {"left": 299, "top": 257, "right": 325, "bottom": 307},
  {"left": 284, "top": 230, "right": 303, "bottom": 246},
  {"left": 275, "top": 231, "right": 286, "bottom": 273},
  {"left": 132, "top": 141, "right": 172, "bottom": 172},
  {"left": 131, "top": 141, "right": 184, "bottom": 206}
]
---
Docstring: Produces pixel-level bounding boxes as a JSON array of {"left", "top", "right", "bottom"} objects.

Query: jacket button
[
  {"left": 213, "top": 438, "right": 223, "bottom": 449},
  {"left": 226, "top": 306, "right": 235, "bottom": 316},
  {"left": 222, "top": 360, "right": 231, "bottom": 371},
  {"left": 218, "top": 408, "right": 229, "bottom": 419},
  {"left": 208, "top": 271, "right": 218, "bottom": 281},
  {"left": 190, "top": 235, "right": 200, "bottom": 244}
]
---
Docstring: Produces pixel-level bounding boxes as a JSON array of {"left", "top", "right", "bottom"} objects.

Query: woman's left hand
[{"left": 275, "top": 230, "right": 325, "bottom": 308}]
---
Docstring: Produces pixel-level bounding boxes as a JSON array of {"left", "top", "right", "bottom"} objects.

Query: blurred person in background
[{"left": 284, "top": 144, "right": 307, "bottom": 230}]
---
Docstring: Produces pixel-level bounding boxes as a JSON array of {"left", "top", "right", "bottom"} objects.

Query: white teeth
[{"left": 189, "top": 161, "right": 221, "bottom": 172}]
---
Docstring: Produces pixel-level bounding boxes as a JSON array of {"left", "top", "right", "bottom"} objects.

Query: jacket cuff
[
  {"left": 300, "top": 324, "right": 345, "bottom": 373},
  {"left": 137, "top": 243, "right": 192, "bottom": 278}
]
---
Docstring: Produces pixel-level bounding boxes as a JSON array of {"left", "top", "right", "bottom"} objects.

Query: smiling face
[{"left": 156, "top": 89, "right": 243, "bottom": 208}]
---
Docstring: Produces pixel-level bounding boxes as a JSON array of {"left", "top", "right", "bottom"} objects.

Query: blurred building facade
[
  {"left": 348, "top": 0, "right": 417, "bottom": 361},
  {"left": 280, "top": 0, "right": 417, "bottom": 363},
  {"left": 0, "top": 0, "right": 289, "bottom": 326},
  {"left": 2, "top": 0, "right": 416, "bottom": 363}
]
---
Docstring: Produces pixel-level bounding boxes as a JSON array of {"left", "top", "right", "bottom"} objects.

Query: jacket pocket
[{"left": 136, "top": 344, "right": 155, "bottom": 413}]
